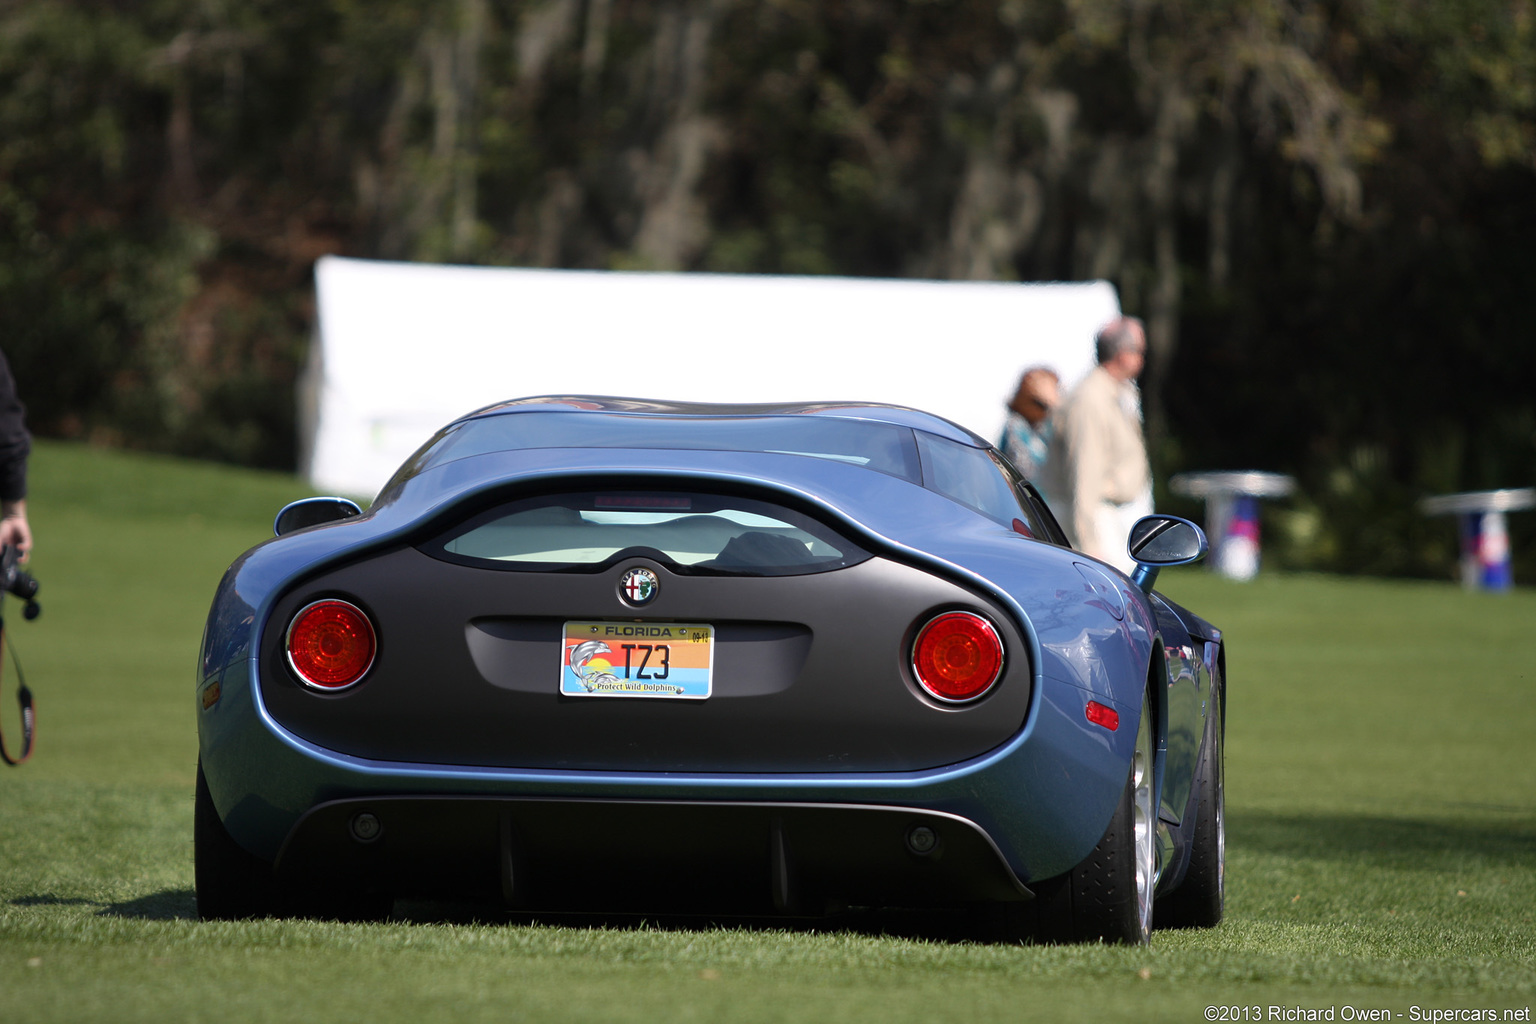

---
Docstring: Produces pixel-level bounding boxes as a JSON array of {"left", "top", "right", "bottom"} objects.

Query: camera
[{"left": 0, "top": 545, "right": 39, "bottom": 620}]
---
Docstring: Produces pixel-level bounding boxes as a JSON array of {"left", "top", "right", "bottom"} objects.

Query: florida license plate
[{"left": 560, "top": 621, "right": 714, "bottom": 699}]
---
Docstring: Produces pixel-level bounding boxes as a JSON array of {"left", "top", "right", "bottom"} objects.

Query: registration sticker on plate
[{"left": 561, "top": 622, "right": 714, "bottom": 699}]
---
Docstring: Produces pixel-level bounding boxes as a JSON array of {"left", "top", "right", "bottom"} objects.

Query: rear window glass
[
  {"left": 395, "top": 412, "right": 922, "bottom": 484},
  {"left": 428, "top": 492, "right": 869, "bottom": 577}
]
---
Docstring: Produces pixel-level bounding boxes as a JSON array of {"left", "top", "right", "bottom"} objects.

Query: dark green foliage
[{"left": 0, "top": 0, "right": 1532, "bottom": 576}]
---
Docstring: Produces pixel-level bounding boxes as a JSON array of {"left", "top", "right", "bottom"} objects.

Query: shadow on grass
[
  {"left": 12, "top": 890, "right": 987, "bottom": 940},
  {"left": 1229, "top": 811, "right": 1536, "bottom": 869},
  {"left": 17, "top": 813, "right": 1525, "bottom": 934},
  {"left": 98, "top": 889, "right": 198, "bottom": 921},
  {"left": 9, "top": 890, "right": 196, "bottom": 921},
  {"left": 10, "top": 894, "right": 101, "bottom": 908},
  {"left": 390, "top": 901, "right": 998, "bottom": 943}
]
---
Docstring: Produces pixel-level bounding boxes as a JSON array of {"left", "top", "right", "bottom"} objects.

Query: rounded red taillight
[
  {"left": 286, "top": 599, "right": 376, "bottom": 691},
  {"left": 911, "top": 611, "right": 1004, "bottom": 703}
]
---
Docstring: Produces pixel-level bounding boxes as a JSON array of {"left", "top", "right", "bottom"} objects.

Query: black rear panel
[
  {"left": 259, "top": 548, "right": 1031, "bottom": 773},
  {"left": 275, "top": 796, "right": 1030, "bottom": 914}
]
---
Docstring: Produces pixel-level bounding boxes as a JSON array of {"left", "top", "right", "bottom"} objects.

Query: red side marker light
[
  {"left": 287, "top": 599, "right": 376, "bottom": 691},
  {"left": 911, "top": 611, "right": 1004, "bottom": 703},
  {"left": 1086, "top": 700, "right": 1120, "bottom": 731}
]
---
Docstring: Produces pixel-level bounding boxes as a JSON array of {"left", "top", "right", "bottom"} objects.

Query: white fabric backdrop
[{"left": 304, "top": 256, "right": 1119, "bottom": 497}]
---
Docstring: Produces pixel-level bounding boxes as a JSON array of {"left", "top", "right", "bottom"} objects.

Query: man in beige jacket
[{"left": 1043, "top": 317, "right": 1152, "bottom": 573}]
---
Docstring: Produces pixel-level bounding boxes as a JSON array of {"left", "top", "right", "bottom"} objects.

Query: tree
[{"left": 2, "top": 0, "right": 1532, "bottom": 580}]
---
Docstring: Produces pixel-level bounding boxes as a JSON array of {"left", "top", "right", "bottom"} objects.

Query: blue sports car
[{"left": 196, "top": 397, "right": 1225, "bottom": 944}]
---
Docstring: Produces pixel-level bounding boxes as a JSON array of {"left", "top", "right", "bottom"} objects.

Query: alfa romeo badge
[{"left": 618, "top": 566, "right": 660, "bottom": 607}]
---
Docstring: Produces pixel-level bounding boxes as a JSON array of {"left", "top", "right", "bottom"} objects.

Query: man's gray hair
[{"left": 1095, "top": 316, "right": 1145, "bottom": 364}]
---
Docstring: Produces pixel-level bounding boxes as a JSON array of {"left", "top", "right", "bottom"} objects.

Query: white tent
[{"left": 303, "top": 256, "right": 1119, "bottom": 497}]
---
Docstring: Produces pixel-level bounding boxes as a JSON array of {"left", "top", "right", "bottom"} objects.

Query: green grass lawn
[{"left": 2, "top": 441, "right": 1533, "bottom": 1022}]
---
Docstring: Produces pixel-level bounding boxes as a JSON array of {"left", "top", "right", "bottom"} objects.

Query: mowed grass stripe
[{"left": 2, "top": 441, "right": 1532, "bottom": 1022}]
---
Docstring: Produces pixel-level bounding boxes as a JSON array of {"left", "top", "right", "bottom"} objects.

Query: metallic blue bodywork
[{"left": 198, "top": 398, "right": 1220, "bottom": 893}]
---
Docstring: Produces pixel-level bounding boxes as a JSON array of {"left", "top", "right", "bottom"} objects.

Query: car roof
[{"left": 456, "top": 395, "right": 990, "bottom": 448}]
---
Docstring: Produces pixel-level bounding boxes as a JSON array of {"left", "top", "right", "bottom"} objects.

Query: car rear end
[
  {"left": 252, "top": 475, "right": 1035, "bottom": 914},
  {"left": 198, "top": 405, "right": 1136, "bottom": 921}
]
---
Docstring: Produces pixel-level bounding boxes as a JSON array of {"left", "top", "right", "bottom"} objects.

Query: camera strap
[{"left": 0, "top": 613, "right": 33, "bottom": 766}]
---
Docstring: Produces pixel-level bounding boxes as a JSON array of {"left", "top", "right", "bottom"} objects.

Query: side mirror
[
  {"left": 274, "top": 497, "right": 363, "bottom": 537},
  {"left": 1127, "top": 515, "right": 1208, "bottom": 592}
]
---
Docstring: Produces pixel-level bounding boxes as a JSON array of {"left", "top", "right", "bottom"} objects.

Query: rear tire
[
  {"left": 1000, "top": 689, "right": 1156, "bottom": 945},
  {"left": 195, "top": 760, "right": 392, "bottom": 922},
  {"left": 1157, "top": 685, "right": 1224, "bottom": 928},
  {"left": 195, "top": 759, "right": 283, "bottom": 921}
]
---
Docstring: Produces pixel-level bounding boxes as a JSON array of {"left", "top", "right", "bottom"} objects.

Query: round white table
[
  {"left": 1419, "top": 488, "right": 1536, "bottom": 590},
  {"left": 1169, "top": 471, "right": 1296, "bottom": 581}
]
